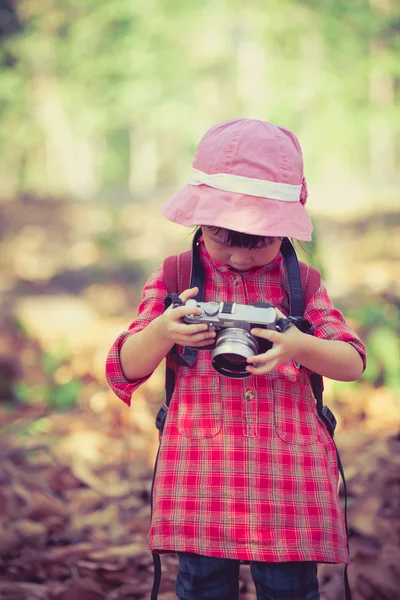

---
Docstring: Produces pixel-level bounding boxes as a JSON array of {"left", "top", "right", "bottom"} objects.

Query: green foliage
[
  {"left": 14, "top": 379, "right": 82, "bottom": 411},
  {"left": 0, "top": 0, "right": 398, "bottom": 196},
  {"left": 13, "top": 347, "right": 82, "bottom": 410},
  {"left": 41, "top": 348, "right": 69, "bottom": 374},
  {"left": 50, "top": 379, "right": 82, "bottom": 410},
  {"left": 21, "top": 417, "right": 53, "bottom": 436},
  {"left": 349, "top": 301, "right": 400, "bottom": 391},
  {"left": 0, "top": 0, "right": 399, "bottom": 402},
  {"left": 363, "top": 326, "right": 400, "bottom": 389}
]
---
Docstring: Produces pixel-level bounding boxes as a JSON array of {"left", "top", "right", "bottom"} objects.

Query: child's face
[{"left": 201, "top": 226, "right": 282, "bottom": 271}]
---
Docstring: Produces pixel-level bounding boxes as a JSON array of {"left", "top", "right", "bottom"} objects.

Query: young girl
[{"left": 106, "top": 119, "right": 366, "bottom": 600}]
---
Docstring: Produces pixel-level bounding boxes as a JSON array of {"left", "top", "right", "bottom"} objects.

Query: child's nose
[{"left": 230, "top": 249, "right": 252, "bottom": 266}]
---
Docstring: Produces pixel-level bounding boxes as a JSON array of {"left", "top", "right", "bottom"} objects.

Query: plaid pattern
[
  {"left": 176, "top": 553, "right": 319, "bottom": 600},
  {"left": 106, "top": 241, "right": 366, "bottom": 565}
]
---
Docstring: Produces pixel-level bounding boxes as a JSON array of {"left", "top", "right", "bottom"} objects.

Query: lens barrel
[{"left": 211, "top": 328, "right": 259, "bottom": 378}]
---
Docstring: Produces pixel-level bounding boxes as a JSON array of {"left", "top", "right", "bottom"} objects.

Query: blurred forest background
[{"left": 0, "top": 1, "right": 399, "bottom": 599}]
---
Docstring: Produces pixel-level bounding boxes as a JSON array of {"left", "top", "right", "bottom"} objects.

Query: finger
[
  {"left": 250, "top": 328, "right": 281, "bottom": 343},
  {"left": 170, "top": 303, "right": 203, "bottom": 321},
  {"left": 179, "top": 287, "right": 199, "bottom": 303},
  {"left": 246, "top": 358, "right": 279, "bottom": 375},
  {"left": 181, "top": 335, "right": 216, "bottom": 347},
  {"left": 275, "top": 308, "right": 286, "bottom": 319},
  {"left": 175, "top": 329, "right": 216, "bottom": 345},
  {"left": 246, "top": 365, "right": 273, "bottom": 375},
  {"left": 247, "top": 348, "right": 280, "bottom": 364},
  {"left": 174, "top": 322, "right": 214, "bottom": 336}
]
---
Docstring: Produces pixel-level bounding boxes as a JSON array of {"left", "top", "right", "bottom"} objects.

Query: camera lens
[
  {"left": 211, "top": 328, "right": 259, "bottom": 378},
  {"left": 223, "top": 353, "right": 247, "bottom": 363}
]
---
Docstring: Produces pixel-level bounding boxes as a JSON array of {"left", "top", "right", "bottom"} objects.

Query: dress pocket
[
  {"left": 273, "top": 363, "right": 319, "bottom": 445},
  {"left": 176, "top": 367, "right": 222, "bottom": 438}
]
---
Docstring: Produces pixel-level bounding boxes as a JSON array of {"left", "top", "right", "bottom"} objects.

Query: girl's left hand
[{"left": 246, "top": 308, "right": 304, "bottom": 375}]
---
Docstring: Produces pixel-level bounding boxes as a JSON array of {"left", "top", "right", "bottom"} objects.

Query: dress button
[{"left": 245, "top": 390, "right": 255, "bottom": 400}]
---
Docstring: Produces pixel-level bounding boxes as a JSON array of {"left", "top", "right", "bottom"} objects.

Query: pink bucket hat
[{"left": 161, "top": 118, "right": 313, "bottom": 241}]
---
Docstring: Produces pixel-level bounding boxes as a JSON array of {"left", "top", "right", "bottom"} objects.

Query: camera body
[
  {"left": 183, "top": 300, "right": 277, "bottom": 378},
  {"left": 183, "top": 299, "right": 277, "bottom": 337}
]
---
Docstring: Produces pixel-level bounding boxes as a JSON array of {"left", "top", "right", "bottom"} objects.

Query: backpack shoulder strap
[
  {"left": 156, "top": 250, "right": 195, "bottom": 436},
  {"left": 298, "top": 261, "right": 337, "bottom": 433},
  {"left": 299, "top": 262, "right": 321, "bottom": 308},
  {"left": 163, "top": 250, "right": 192, "bottom": 295}
]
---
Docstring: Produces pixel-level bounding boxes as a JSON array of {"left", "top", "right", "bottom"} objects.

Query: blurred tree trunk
[
  {"left": 30, "top": 77, "right": 100, "bottom": 199},
  {"left": 235, "top": 18, "right": 270, "bottom": 118},
  {"left": 0, "top": 148, "right": 21, "bottom": 200},
  {"left": 128, "top": 127, "right": 158, "bottom": 199},
  {"left": 369, "top": 0, "right": 397, "bottom": 184}
]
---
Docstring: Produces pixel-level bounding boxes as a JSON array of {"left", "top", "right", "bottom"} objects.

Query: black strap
[
  {"left": 180, "top": 228, "right": 205, "bottom": 366},
  {"left": 163, "top": 293, "right": 197, "bottom": 369},
  {"left": 190, "top": 228, "right": 206, "bottom": 298},
  {"left": 280, "top": 242, "right": 333, "bottom": 438},
  {"left": 276, "top": 315, "right": 313, "bottom": 334},
  {"left": 162, "top": 229, "right": 205, "bottom": 368},
  {"left": 280, "top": 238, "right": 304, "bottom": 317},
  {"left": 315, "top": 385, "right": 351, "bottom": 600},
  {"left": 336, "top": 445, "right": 352, "bottom": 600},
  {"left": 155, "top": 366, "right": 175, "bottom": 433},
  {"left": 311, "top": 372, "right": 323, "bottom": 417},
  {"left": 150, "top": 443, "right": 162, "bottom": 599},
  {"left": 151, "top": 553, "right": 161, "bottom": 600}
]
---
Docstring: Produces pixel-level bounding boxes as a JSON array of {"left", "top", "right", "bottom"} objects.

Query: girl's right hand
[{"left": 159, "top": 286, "right": 216, "bottom": 347}]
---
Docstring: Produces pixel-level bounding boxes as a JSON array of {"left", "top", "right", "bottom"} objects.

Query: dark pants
[{"left": 176, "top": 553, "right": 320, "bottom": 600}]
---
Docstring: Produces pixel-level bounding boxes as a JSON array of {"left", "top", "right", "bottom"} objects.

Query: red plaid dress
[{"left": 106, "top": 241, "right": 366, "bottom": 564}]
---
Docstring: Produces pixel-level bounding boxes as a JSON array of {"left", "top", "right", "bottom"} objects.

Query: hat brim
[{"left": 161, "top": 184, "right": 313, "bottom": 241}]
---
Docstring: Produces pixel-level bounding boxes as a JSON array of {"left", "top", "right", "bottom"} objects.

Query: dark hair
[{"left": 204, "top": 226, "right": 280, "bottom": 249}]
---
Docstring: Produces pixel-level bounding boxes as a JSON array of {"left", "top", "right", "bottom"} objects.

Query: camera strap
[{"left": 276, "top": 315, "right": 314, "bottom": 334}]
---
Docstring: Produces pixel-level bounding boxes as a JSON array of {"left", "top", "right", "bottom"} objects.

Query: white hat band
[{"left": 189, "top": 168, "right": 301, "bottom": 202}]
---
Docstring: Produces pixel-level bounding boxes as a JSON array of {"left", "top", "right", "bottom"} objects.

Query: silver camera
[{"left": 183, "top": 300, "right": 277, "bottom": 378}]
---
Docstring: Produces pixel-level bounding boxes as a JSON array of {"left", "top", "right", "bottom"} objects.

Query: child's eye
[
  {"left": 209, "top": 233, "right": 228, "bottom": 245},
  {"left": 254, "top": 236, "right": 276, "bottom": 248},
  {"left": 212, "top": 237, "right": 227, "bottom": 245}
]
